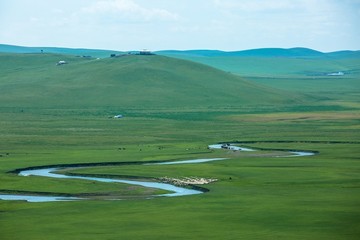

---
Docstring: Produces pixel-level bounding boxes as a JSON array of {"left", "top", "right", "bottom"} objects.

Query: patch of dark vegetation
[
  {"left": 218, "top": 141, "right": 320, "bottom": 154},
  {"left": 8, "top": 160, "right": 167, "bottom": 174},
  {"left": 189, "top": 185, "right": 210, "bottom": 193},
  {"left": 283, "top": 105, "right": 355, "bottom": 112},
  {"left": 218, "top": 140, "right": 359, "bottom": 156},
  {"left": 63, "top": 172, "right": 155, "bottom": 181},
  {"left": 0, "top": 189, "right": 156, "bottom": 199},
  {"left": 0, "top": 189, "right": 74, "bottom": 197},
  {"left": 224, "top": 140, "right": 360, "bottom": 144},
  {"left": 127, "top": 104, "right": 356, "bottom": 121},
  {"left": 169, "top": 151, "right": 212, "bottom": 156},
  {"left": 247, "top": 165, "right": 317, "bottom": 168}
]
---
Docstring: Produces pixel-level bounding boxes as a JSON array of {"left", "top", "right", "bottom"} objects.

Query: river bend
[{"left": 0, "top": 144, "right": 314, "bottom": 202}]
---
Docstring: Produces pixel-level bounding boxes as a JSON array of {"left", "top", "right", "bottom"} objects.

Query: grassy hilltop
[
  {"left": 0, "top": 44, "right": 122, "bottom": 58},
  {"left": 0, "top": 53, "right": 299, "bottom": 109},
  {"left": 0, "top": 47, "right": 359, "bottom": 240}
]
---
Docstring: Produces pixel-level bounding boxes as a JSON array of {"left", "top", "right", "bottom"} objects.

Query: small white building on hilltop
[
  {"left": 56, "top": 60, "right": 67, "bottom": 66},
  {"left": 139, "top": 49, "right": 153, "bottom": 55},
  {"left": 114, "top": 115, "right": 123, "bottom": 119}
]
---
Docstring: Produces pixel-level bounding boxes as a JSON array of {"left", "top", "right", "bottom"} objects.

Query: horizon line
[{"left": 0, "top": 43, "right": 359, "bottom": 53}]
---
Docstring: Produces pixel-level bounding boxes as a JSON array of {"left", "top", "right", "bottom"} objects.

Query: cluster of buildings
[{"left": 110, "top": 49, "right": 154, "bottom": 58}]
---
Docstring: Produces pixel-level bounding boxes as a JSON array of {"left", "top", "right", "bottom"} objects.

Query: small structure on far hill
[
  {"left": 114, "top": 114, "right": 123, "bottom": 119},
  {"left": 56, "top": 60, "right": 67, "bottom": 66},
  {"left": 327, "top": 71, "right": 345, "bottom": 76},
  {"left": 110, "top": 50, "right": 155, "bottom": 57},
  {"left": 139, "top": 49, "right": 154, "bottom": 55}
]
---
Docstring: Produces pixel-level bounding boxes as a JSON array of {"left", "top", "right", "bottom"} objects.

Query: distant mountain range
[
  {"left": 156, "top": 48, "right": 360, "bottom": 78},
  {"left": 1, "top": 44, "right": 359, "bottom": 58},
  {"left": 157, "top": 48, "right": 360, "bottom": 58}
]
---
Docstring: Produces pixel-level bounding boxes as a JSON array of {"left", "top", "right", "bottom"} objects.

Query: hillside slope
[
  {"left": 0, "top": 53, "right": 300, "bottom": 109},
  {"left": 158, "top": 49, "right": 360, "bottom": 77},
  {"left": 0, "top": 44, "right": 122, "bottom": 58},
  {"left": 157, "top": 48, "right": 326, "bottom": 58}
]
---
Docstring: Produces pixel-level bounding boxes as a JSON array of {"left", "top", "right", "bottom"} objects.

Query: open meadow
[{"left": 0, "top": 50, "right": 359, "bottom": 239}]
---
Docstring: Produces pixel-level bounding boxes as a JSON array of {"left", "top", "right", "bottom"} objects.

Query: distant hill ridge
[
  {"left": 0, "top": 44, "right": 123, "bottom": 58},
  {"left": 157, "top": 48, "right": 360, "bottom": 58},
  {"left": 1, "top": 44, "right": 359, "bottom": 58}
]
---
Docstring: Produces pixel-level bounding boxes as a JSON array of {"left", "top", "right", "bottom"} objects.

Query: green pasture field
[
  {"left": 0, "top": 52, "right": 359, "bottom": 239},
  {"left": 158, "top": 52, "right": 360, "bottom": 78}
]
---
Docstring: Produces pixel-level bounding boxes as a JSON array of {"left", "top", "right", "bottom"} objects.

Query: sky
[{"left": 0, "top": 0, "right": 359, "bottom": 52}]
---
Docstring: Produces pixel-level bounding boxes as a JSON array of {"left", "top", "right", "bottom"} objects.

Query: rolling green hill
[
  {"left": 157, "top": 47, "right": 360, "bottom": 58},
  {"left": 156, "top": 50, "right": 359, "bottom": 104},
  {"left": 157, "top": 47, "right": 326, "bottom": 57},
  {"left": 0, "top": 44, "right": 122, "bottom": 58},
  {"left": 0, "top": 53, "right": 299, "bottom": 109},
  {"left": 158, "top": 48, "right": 360, "bottom": 78}
]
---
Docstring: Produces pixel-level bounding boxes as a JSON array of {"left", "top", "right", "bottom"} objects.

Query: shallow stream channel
[{"left": 0, "top": 144, "right": 315, "bottom": 202}]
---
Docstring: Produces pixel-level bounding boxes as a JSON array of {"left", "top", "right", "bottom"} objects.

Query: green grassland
[
  {"left": 0, "top": 51, "right": 359, "bottom": 239},
  {"left": 0, "top": 53, "right": 299, "bottom": 108},
  {"left": 0, "top": 44, "right": 123, "bottom": 58},
  {"left": 159, "top": 49, "right": 360, "bottom": 103}
]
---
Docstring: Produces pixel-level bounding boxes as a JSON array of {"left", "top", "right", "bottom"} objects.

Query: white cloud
[
  {"left": 213, "top": 0, "right": 296, "bottom": 12},
  {"left": 0, "top": 0, "right": 358, "bottom": 51},
  {"left": 82, "top": 0, "right": 178, "bottom": 22},
  {"left": 208, "top": 0, "right": 360, "bottom": 50}
]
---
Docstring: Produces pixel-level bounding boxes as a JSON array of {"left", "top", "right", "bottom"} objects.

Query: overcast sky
[{"left": 1, "top": 0, "right": 359, "bottom": 52}]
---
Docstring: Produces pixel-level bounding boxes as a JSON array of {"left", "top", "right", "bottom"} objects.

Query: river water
[{"left": 0, "top": 144, "right": 314, "bottom": 202}]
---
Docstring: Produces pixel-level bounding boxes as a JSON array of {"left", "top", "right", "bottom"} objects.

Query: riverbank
[{"left": 0, "top": 145, "right": 316, "bottom": 202}]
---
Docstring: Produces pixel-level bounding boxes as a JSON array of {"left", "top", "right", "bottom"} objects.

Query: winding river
[{"left": 0, "top": 144, "right": 315, "bottom": 202}]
